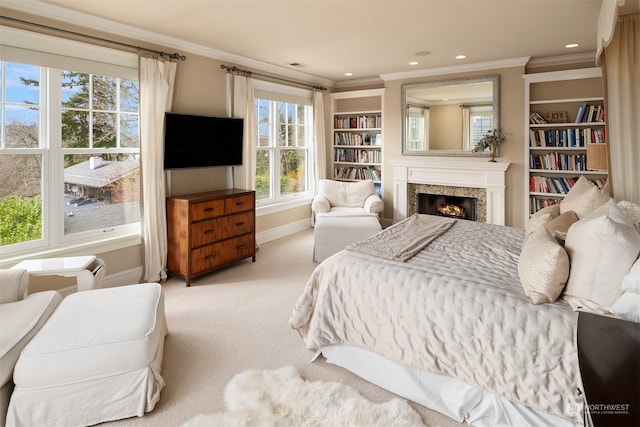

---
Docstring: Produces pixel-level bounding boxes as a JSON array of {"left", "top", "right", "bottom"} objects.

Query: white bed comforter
[{"left": 290, "top": 219, "right": 583, "bottom": 424}]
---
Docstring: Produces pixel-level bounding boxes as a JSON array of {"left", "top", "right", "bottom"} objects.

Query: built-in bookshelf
[
  {"left": 523, "top": 68, "right": 608, "bottom": 222},
  {"left": 330, "top": 89, "right": 384, "bottom": 195}
]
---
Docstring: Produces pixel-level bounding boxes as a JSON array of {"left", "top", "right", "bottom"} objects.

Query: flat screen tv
[{"left": 163, "top": 113, "right": 244, "bottom": 169}]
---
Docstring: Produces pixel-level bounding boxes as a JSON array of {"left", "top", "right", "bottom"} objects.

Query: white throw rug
[{"left": 181, "top": 366, "right": 426, "bottom": 427}]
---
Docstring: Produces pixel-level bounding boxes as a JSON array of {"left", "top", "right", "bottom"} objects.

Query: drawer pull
[
  {"left": 205, "top": 254, "right": 215, "bottom": 260},
  {"left": 235, "top": 201, "right": 244, "bottom": 206},
  {"left": 204, "top": 207, "right": 214, "bottom": 212},
  {"left": 204, "top": 229, "right": 213, "bottom": 234},
  {"left": 236, "top": 222, "right": 245, "bottom": 227},
  {"left": 236, "top": 245, "right": 244, "bottom": 250}
]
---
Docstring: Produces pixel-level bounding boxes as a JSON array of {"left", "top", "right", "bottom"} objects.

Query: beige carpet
[{"left": 104, "top": 229, "right": 464, "bottom": 427}]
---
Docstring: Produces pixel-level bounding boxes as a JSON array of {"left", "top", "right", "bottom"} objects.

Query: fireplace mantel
[{"left": 390, "top": 158, "right": 510, "bottom": 225}]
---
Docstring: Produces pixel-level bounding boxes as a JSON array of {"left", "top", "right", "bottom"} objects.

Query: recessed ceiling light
[
  {"left": 344, "top": 72, "right": 353, "bottom": 76},
  {"left": 409, "top": 61, "right": 418, "bottom": 65},
  {"left": 565, "top": 43, "right": 579, "bottom": 48},
  {"left": 455, "top": 55, "right": 466, "bottom": 60},
  {"left": 414, "top": 51, "right": 431, "bottom": 56}
]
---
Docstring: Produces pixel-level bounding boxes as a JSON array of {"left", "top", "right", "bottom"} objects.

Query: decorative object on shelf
[
  {"left": 545, "top": 111, "right": 569, "bottom": 123},
  {"left": 473, "top": 128, "right": 505, "bottom": 162}
]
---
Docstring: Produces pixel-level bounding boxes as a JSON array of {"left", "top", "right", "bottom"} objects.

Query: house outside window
[
  {"left": 0, "top": 27, "right": 140, "bottom": 256},
  {"left": 254, "top": 81, "right": 314, "bottom": 206}
]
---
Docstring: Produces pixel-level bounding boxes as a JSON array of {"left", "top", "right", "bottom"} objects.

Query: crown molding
[
  {"left": 1, "top": 0, "right": 336, "bottom": 88},
  {"left": 334, "top": 76, "right": 384, "bottom": 89},
  {"left": 526, "top": 52, "right": 597, "bottom": 69},
  {"left": 379, "top": 57, "right": 531, "bottom": 81}
]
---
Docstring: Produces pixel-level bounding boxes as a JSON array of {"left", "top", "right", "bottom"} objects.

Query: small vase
[{"left": 489, "top": 144, "right": 497, "bottom": 162}]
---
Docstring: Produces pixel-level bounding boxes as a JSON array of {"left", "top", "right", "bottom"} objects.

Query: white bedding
[{"left": 290, "top": 218, "right": 584, "bottom": 424}]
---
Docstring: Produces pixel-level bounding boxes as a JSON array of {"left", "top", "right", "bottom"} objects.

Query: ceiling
[{"left": 0, "top": 0, "right": 621, "bottom": 86}]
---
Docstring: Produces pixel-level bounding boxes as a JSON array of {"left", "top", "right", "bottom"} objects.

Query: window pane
[
  {"left": 255, "top": 149, "right": 270, "bottom": 200},
  {"left": 92, "top": 75, "right": 117, "bottom": 111},
  {"left": 277, "top": 102, "right": 288, "bottom": 147},
  {"left": 120, "top": 113, "right": 139, "bottom": 148},
  {"left": 0, "top": 153, "right": 43, "bottom": 246},
  {"left": 256, "top": 99, "right": 271, "bottom": 147},
  {"left": 120, "top": 79, "right": 139, "bottom": 113},
  {"left": 92, "top": 111, "right": 117, "bottom": 148},
  {"left": 5, "top": 63, "right": 40, "bottom": 104},
  {"left": 62, "top": 71, "right": 89, "bottom": 108},
  {"left": 5, "top": 105, "right": 39, "bottom": 148},
  {"left": 63, "top": 154, "right": 140, "bottom": 236},
  {"left": 280, "top": 149, "right": 306, "bottom": 195},
  {"left": 62, "top": 109, "right": 89, "bottom": 148}
]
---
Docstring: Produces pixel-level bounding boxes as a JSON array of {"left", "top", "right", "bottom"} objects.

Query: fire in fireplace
[{"left": 417, "top": 193, "right": 477, "bottom": 221}]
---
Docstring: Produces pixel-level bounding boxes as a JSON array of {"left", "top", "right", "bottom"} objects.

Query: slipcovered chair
[
  {"left": 311, "top": 180, "right": 384, "bottom": 262},
  {"left": 0, "top": 269, "right": 62, "bottom": 425},
  {"left": 312, "top": 179, "right": 383, "bottom": 218}
]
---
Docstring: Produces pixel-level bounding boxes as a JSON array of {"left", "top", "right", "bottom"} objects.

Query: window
[
  {"left": 254, "top": 82, "right": 314, "bottom": 206},
  {"left": 0, "top": 27, "right": 139, "bottom": 256},
  {"left": 407, "top": 106, "right": 429, "bottom": 151},
  {"left": 468, "top": 105, "right": 493, "bottom": 150}
]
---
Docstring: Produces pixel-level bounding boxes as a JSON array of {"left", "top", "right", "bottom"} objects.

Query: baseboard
[{"left": 257, "top": 218, "right": 311, "bottom": 244}]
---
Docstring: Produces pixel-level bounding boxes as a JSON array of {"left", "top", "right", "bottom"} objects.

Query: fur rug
[{"left": 182, "top": 366, "right": 426, "bottom": 427}]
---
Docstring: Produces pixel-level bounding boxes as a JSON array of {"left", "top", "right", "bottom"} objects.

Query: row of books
[
  {"left": 529, "top": 176, "right": 579, "bottom": 194},
  {"left": 334, "top": 114, "right": 381, "bottom": 130},
  {"left": 529, "top": 153, "right": 587, "bottom": 171},
  {"left": 334, "top": 132, "right": 382, "bottom": 146},
  {"left": 334, "top": 148, "right": 381, "bottom": 163},
  {"left": 529, "top": 127, "right": 606, "bottom": 147},
  {"left": 529, "top": 112, "right": 550, "bottom": 124},
  {"left": 575, "top": 103, "right": 604, "bottom": 123},
  {"left": 530, "top": 197, "right": 561, "bottom": 214},
  {"left": 334, "top": 166, "right": 381, "bottom": 181}
]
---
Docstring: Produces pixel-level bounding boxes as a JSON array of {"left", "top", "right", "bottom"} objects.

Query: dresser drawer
[
  {"left": 191, "top": 199, "right": 225, "bottom": 222},
  {"left": 190, "top": 212, "right": 254, "bottom": 247},
  {"left": 225, "top": 194, "right": 254, "bottom": 214},
  {"left": 191, "top": 234, "right": 254, "bottom": 274}
]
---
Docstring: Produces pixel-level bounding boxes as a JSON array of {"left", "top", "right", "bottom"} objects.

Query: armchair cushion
[
  {"left": 313, "top": 179, "right": 383, "bottom": 214},
  {"left": 0, "top": 269, "right": 29, "bottom": 304}
]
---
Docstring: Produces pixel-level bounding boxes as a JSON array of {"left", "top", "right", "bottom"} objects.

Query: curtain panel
[
  {"left": 600, "top": 13, "right": 640, "bottom": 204},
  {"left": 139, "top": 55, "right": 177, "bottom": 282}
]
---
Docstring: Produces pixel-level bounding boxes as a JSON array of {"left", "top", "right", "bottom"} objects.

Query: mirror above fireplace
[{"left": 401, "top": 75, "right": 500, "bottom": 157}]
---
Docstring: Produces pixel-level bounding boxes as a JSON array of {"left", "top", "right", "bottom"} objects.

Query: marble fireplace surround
[{"left": 390, "top": 159, "right": 510, "bottom": 225}]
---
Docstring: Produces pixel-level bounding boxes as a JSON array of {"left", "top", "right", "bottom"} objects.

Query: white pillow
[
  {"left": 617, "top": 200, "right": 640, "bottom": 233},
  {"left": 525, "top": 204, "right": 560, "bottom": 238},
  {"left": 622, "top": 257, "right": 640, "bottom": 293},
  {"left": 563, "top": 199, "right": 640, "bottom": 311},
  {"left": 610, "top": 292, "right": 640, "bottom": 323},
  {"left": 518, "top": 227, "right": 570, "bottom": 304},
  {"left": 560, "top": 175, "right": 610, "bottom": 218}
]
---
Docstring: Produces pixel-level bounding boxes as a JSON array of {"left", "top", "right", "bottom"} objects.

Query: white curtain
[
  {"left": 230, "top": 75, "right": 256, "bottom": 190},
  {"left": 461, "top": 105, "right": 471, "bottom": 150},
  {"left": 139, "top": 55, "right": 177, "bottom": 282},
  {"left": 313, "top": 89, "right": 327, "bottom": 183},
  {"left": 598, "top": 13, "right": 640, "bottom": 204}
]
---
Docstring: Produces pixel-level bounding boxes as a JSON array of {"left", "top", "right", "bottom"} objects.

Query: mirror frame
[{"left": 401, "top": 75, "right": 500, "bottom": 157}]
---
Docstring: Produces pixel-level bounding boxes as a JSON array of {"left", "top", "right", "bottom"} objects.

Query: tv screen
[{"left": 163, "top": 113, "right": 244, "bottom": 169}]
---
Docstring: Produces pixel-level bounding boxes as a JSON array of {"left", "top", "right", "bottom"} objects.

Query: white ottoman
[
  {"left": 7, "top": 283, "right": 167, "bottom": 427},
  {"left": 314, "top": 214, "right": 382, "bottom": 262}
]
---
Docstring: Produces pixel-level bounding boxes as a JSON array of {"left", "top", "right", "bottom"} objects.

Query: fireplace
[{"left": 417, "top": 193, "right": 477, "bottom": 221}]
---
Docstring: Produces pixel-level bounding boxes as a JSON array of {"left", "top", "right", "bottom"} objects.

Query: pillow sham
[
  {"left": 545, "top": 210, "right": 579, "bottom": 241},
  {"left": 560, "top": 175, "right": 609, "bottom": 218},
  {"left": 563, "top": 199, "right": 640, "bottom": 311},
  {"left": 617, "top": 200, "right": 640, "bottom": 233},
  {"left": 519, "top": 227, "right": 570, "bottom": 304},
  {"left": 525, "top": 204, "right": 560, "bottom": 238},
  {"left": 610, "top": 292, "right": 640, "bottom": 323},
  {"left": 622, "top": 257, "right": 640, "bottom": 293}
]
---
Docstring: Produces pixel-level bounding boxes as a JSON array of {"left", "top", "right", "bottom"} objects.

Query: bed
[{"left": 290, "top": 214, "right": 586, "bottom": 427}]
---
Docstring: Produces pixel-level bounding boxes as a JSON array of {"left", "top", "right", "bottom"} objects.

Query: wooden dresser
[{"left": 166, "top": 189, "right": 256, "bottom": 286}]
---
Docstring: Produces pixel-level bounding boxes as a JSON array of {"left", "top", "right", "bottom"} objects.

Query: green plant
[
  {"left": 473, "top": 128, "right": 505, "bottom": 152},
  {"left": 0, "top": 195, "right": 42, "bottom": 246}
]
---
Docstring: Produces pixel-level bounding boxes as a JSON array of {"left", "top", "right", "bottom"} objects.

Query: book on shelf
[
  {"left": 574, "top": 103, "right": 604, "bottom": 123},
  {"left": 529, "top": 127, "right": 605, "bottom": 147},
  {"left": 529, "top": 112, "right": 548, "bottom": 124}
]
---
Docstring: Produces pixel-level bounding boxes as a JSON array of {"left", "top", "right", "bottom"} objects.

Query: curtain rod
[
  {"left": 221, "top": 64, "right": 326, "bottom": 91},
  {"left": 0, "top": 15, "right": 186, "bottom": 61}
]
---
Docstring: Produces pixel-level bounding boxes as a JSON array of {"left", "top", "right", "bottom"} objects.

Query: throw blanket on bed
[
  {"left": 290, "top": 220, "right": 583, "bottom": 425},
  {"left": 346, "top": 214, "right": 456, "bottom": 262}
]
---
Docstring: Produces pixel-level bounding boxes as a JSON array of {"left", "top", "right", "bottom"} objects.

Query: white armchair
[
  {"left": 0, "top": 269, "right": 61, "bottom": 425},
  {"left": 312, "top": 179, "right": 383, "bottom": 217}
]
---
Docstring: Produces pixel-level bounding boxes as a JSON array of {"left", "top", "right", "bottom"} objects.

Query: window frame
[
  {"left": 253, "top": 81, "right": 315, "bottom": 209},
  {"left": 0, "top": 27, "right": 141, "bottom": 262}
]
